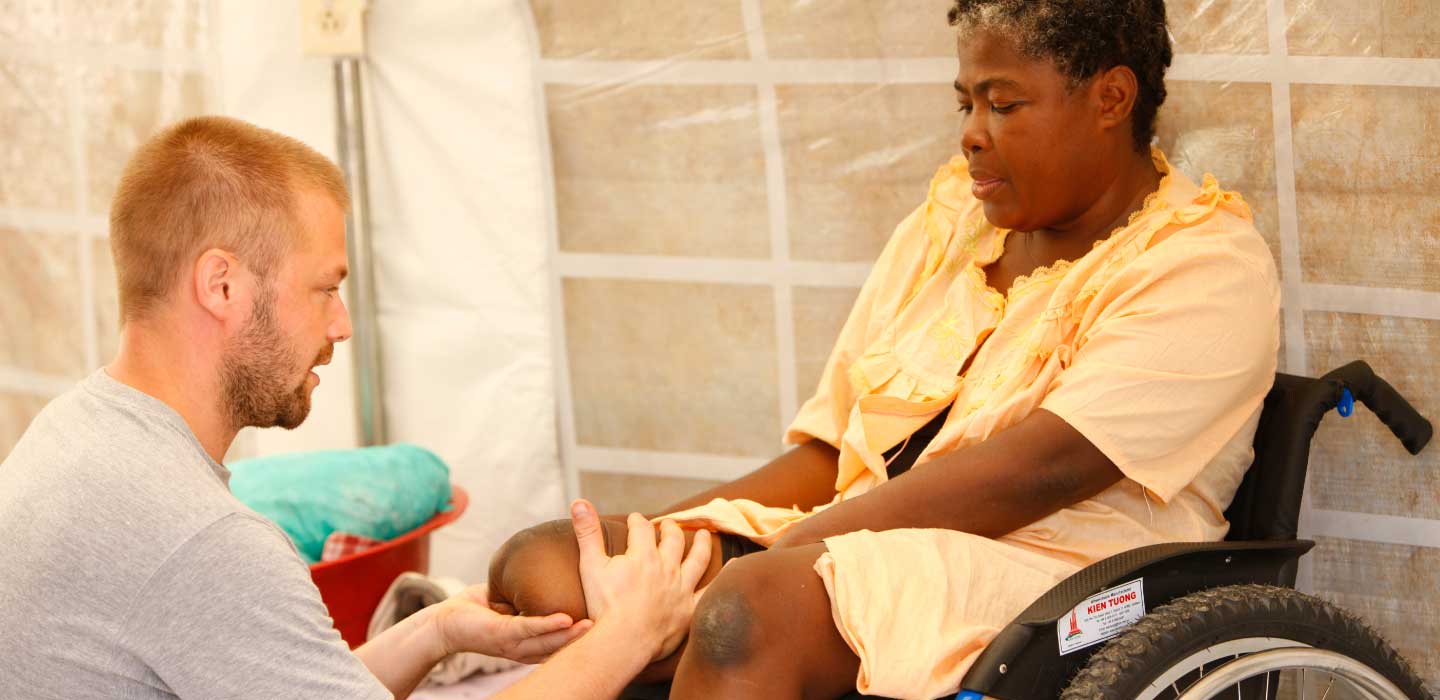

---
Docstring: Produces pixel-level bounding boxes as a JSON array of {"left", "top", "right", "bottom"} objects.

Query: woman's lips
[{"left": 972, "top": 176, "right": 1005, "bottom": 200}]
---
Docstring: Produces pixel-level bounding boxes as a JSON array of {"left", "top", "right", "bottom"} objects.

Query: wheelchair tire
[{"left": 1060, "top": 584, "right": 1431, "bottom": 700}]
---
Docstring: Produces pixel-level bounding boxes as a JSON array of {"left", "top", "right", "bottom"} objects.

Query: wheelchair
[
  {"left": 931, "top": 360, "right": 1435, "bottom": 700},
  {"left": 625, "top": 360, "right": 1436, "bottom": 700}
]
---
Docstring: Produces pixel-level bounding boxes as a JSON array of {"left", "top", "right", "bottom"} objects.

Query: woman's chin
[{"left": 980, "top": 200, "right": 1024, "bottom": 230}]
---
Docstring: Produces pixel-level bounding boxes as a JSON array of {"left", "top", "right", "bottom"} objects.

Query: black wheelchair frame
[{"left": 936, "top": 360, "right": 1432, "bottom": 700}]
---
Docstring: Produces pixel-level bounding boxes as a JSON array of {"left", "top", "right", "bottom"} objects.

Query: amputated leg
[{"left": 486, "top": 516, "right": 728, "bottom": 682}]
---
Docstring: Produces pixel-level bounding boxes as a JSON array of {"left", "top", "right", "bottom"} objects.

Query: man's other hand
[{"left": 433, "top": 586, "right": 591, "bottom": 664}]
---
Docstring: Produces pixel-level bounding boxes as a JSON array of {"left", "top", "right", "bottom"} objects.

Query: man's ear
[
  {"left": 192, "top": 248, "right": 244, "bottom": 323},
  {"left": 1092, "top": 64, "right": 1140, "bottom": 135}
]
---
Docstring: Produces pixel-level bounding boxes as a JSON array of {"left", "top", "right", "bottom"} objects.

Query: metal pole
[{"left": 333, "top": 58, "right": 387, "bottom": 446}]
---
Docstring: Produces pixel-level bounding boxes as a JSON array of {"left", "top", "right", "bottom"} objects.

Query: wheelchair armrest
[{"left": 958, "top": 539, "right": 1313, "bottom": 700}]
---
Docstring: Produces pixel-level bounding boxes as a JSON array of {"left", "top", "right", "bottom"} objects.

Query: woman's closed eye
[{"left": 956, "top": 102, "right": 1019, "bottom": 115}]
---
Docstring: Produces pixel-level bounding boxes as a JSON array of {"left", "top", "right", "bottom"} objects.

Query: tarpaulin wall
[
  {"left": 0, "top": 0, "right": 565, "bottom": 584},
  {"left": 1, "top": 2, "right": 212, "bottom": 455},
  {"left": 535, "top": 0, "right": 1440, "bottom": 687},
  {"left": 319, "top": 0, "right": 566, "bottom": 583}
]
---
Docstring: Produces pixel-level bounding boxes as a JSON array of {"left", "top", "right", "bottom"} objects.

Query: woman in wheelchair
[{"left": 487, "top": 2, "right": 1424, "bottom": 698}]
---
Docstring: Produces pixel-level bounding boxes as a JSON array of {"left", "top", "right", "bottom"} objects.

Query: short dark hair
[{"left": 948, "top": 0, "right": 1173, "bottom": 152}]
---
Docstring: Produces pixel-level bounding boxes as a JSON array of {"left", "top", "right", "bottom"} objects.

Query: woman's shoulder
[
  {"left": 1166, "top": 185, "right": 1273, "bottom": 276},
  {"left": 1057, "top": 158, "right": 1279, "bottom": 325},
  {"left": 1137, "top": 155, "right": 1277, "bottom": 283}
]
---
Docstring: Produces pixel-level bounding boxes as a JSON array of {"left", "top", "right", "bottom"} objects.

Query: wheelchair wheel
[{"left": 1061, "top": 584, "right": 1431, "bottom": 700}]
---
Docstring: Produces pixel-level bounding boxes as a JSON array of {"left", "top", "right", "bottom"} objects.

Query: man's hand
[
  {"left": 571, "top": 500, "right": 711, "bottom": 662},
  {"left": 432, "top": 586, "right": 591, "bottom": 664}
]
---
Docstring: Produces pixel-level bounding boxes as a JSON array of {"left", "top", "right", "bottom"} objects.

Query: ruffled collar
[{"left": 974, "top": 146, "right": 1177, "bottom": 297}]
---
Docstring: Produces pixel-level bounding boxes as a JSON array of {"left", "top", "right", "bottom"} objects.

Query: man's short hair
[{"left": 108, "top": 116, "right": 350, "bottom": 322}]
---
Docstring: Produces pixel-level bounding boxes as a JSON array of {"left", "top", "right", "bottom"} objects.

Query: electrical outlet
[{"left": 300, "top": 0, "right": 368, "bottom": 57}]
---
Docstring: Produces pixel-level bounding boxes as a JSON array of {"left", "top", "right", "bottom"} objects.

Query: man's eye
[
  {"left": 956, "top": 104, "right": 973, "bottom": 114},
  {"left": 992, "top": 102, "right": 1018, "bottom": 114}
]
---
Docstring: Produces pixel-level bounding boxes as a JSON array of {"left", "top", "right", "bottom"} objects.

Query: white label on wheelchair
[{"left": 1057, "top": 578, "right": 1146, "bottom": 655}]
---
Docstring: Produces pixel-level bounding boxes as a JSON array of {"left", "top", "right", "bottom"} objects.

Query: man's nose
[{"left": 331, "top": 295, "right": 353, "bottom": 343}]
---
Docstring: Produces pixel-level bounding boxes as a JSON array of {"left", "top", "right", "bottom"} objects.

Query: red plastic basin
[{"left": 309, "top": 484, "right": 470, "bottom": 648}]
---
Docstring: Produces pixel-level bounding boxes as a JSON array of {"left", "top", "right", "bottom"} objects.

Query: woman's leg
[{"left": 670, "top": 543, "right": 861, "bottom": 699}]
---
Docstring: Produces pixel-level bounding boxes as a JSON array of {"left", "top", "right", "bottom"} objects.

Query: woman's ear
[{"left": 1093, "top": 64, "right": 1140, "bottom": 134}]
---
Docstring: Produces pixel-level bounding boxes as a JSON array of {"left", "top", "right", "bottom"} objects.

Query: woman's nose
[{"left": 960, "top": 111, "right": 990, "bottom": 153}]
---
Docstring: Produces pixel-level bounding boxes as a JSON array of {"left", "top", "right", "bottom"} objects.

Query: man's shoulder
[
  {"left": 8, "top": 377, "right": 198, "bottom": 467},
  {"left": 141, "top": 511, "right": 306, "bottom": 592},
  {"left": 8, "top": 394, "right": 234, "bottom": 509},
  {"left": 0, "top": 381, "right": 252, "bottom": 587},
  {"left": 0, "top": 392, "right": 285, "bottom": 699}
]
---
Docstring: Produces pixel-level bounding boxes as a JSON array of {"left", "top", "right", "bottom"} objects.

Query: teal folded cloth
[{"left": 229, "top": 443, "right": 452, "bottom": 563}]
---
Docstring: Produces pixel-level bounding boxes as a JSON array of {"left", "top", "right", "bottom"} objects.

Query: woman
[{"left": 490, "top": 1, "right": 1278, "bottom": 697}]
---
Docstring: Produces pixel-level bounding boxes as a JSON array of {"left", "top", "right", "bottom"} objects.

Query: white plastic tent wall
[{"left": 215, "top": 0, "right": 567, "bottom": 583}]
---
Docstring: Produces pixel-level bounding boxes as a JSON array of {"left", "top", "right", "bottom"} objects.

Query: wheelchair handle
[{"left": 1321, "top": 360, "right": 1432, "bottom": 455}]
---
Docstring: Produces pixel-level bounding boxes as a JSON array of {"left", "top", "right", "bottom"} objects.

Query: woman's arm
[
  {"left": 660, "top": 439, "right": 841, "bottom": 513},
  {"left": 771, "top": 409, "right": 1124, "bottom": 548}
]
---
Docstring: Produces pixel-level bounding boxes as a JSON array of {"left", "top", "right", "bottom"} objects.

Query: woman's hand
[
  {"left": 432, "top": 586, "right": 591, "bottom": 664},
  {"left": 571, "top": 500, "right": 711, "bottom": 662}
]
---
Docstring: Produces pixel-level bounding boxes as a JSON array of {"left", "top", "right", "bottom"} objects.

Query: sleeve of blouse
[
  {"left": 785, "top": 203, "right": 932, "bottom": 449},
  {"left": 1039, "top": 229, "right": 1280, "bottom": 503}
]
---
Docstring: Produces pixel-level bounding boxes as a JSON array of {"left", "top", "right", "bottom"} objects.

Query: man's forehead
[
  {"left": 293, "top": 188, "right": 347, "bottom": 241},
  {"left": 281, "top": 192, "right": 348, "bottom": 282},
  {"left": 303, "top": 246, "right": 349, "bottom": 282}
]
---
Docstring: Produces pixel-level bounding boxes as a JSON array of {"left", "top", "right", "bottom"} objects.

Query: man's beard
[{"left": 220, "top": 289, "right": 327, "bottom": 431}]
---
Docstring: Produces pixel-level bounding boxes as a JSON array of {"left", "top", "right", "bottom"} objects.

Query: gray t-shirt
[{"left": 0, "top": 370, "right": 391, "bottom": 700}]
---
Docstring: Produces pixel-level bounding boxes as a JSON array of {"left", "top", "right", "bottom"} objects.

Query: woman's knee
[
  {"left": 686, "top": 546, "right": 822, "bottom": 670},
  {"left": 690, "top": 578, "right": 760, "bottom": 667},
  {"left": 679, "top": 544, "right": 860, "bottom": 697}
]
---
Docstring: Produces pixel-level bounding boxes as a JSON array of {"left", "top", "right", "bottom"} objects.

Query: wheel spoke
[
  {"left": 1234, "top": 655, "right": 1242, "bottom": 700},
  {"left": 1170, "top": 649, "right": 1408, "bottom": 700}
]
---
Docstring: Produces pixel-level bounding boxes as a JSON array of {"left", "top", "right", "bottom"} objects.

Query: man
[{"left": 0, "top": 116, "right": 710, "bottom": 699}]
